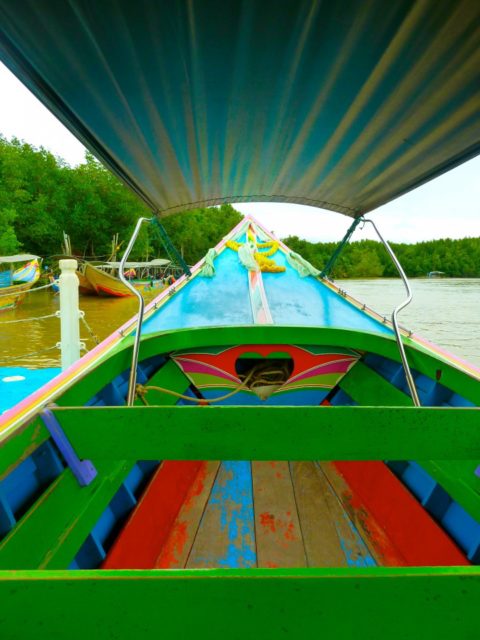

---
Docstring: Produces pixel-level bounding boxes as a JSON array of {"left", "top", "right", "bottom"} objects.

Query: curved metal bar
[
  {"left": 361, "top": 218, "right": 421, "bottom": 407},
  {"left": 119, "top": 216, "right": 153, "bottom": 405}
]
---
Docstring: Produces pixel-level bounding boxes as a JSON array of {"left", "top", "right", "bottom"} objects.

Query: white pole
[{"left": 58, "top": 259, "right": 81, "bottom": 370}]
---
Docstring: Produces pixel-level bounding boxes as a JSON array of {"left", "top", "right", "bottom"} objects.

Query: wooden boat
[
  {"left": 1, "top": 215, "right": 480, "bottom": 635},
  {"left": 54, "top": 233, "right": 169, "bottom": 297},
  {"left": 83, "top": 259, "right": 171, "bottom": 297},
  {"left": 0, "top": 255, "right": 41, "bottom": 312},
  {"left": 0, "top": 2, "right": 479, "bottom": 638},
  {"left": 49, "top": 254, "right": 96, "bottom": 295},
  {"left": 76, "top": 261, "right": 96, "bottom": 295}
]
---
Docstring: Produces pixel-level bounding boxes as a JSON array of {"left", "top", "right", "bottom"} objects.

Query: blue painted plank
[
  {"left": 0, "top": 367, "right": 60, "bottom": 413},
  {"left": 187, "top": 461, "right": 256, "bottom": 568},
  {"left": 143, "top": 250, "right": 252, "bottom": 335},
  {"left": 262, "top": 252, "right": 392, "bottom": 334}
]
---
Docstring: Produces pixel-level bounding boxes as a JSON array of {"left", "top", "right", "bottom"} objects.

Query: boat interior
[
  {"left": 1, "top": 270, "right": 478, "bottom": 573},
  {"left": 1, "top": 220, "right": 479, "bottom": 575},
  {"left": 0, "top": 0, "right": 479, "bottom": 636}
]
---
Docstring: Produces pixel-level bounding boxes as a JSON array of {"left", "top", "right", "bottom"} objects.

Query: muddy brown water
[{"left": 0, "top": 278, "right": 479, "bottom": 369}]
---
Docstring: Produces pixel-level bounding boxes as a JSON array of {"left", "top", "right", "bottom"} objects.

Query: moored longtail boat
[
  {"left": 83, "top": 259, "right": 171, "bottom": 297},
  {"left": 0, "top": 1, "right": 479, "bottom": 638},
  {"left": 76, "top": 260, "right": 96, "bottom": 295},
  {"left": 0, "top": 255, "right": 41, "bottom": 312}
]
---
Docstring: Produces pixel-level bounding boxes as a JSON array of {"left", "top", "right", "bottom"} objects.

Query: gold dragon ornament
[{"left": 226, "top": 240, "right": 286, "bottom": 273}]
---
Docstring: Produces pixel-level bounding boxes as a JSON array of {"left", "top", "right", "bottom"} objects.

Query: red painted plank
[
  {"left": 103, "top": 461, "right": 202, "bottom": 569},
  {"left": 155, "top": 461, "right": 220, "bottom": 568},
  {"left": 319, "top": 462, "right": 407, "bottom": 567},
  {"left": 333, "top": 461, "right": 469, "bottom": 566}
]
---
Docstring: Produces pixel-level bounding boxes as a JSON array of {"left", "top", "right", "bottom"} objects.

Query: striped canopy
[
  {"left": 0, "top": 0, "right": 479, "bottom": 218},
  {"left": 0, "top": 254, "right": 40, "bottom": 264}
]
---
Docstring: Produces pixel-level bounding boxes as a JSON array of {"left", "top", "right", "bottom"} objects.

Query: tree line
[
  {"left": 284, "top": 235, "right": 480, "bottom": 278},
  {"left": 1, "top": 136, "right": 478, "bottom": 277},
  {"left": 0, "top": 136, "right": 242, "bottom": 265}
]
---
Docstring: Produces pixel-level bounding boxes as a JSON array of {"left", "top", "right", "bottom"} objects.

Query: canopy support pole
[
  {"left": 119, "top": 217, "right": 153, "bottom": 406},
  {"left": 152, "top": 217, "right": 191, "bottom": 277},
  {"left": 361, "top": 218, "right": 421, "bottom": 407},
  {"left": 320, "top": 217, "right": 362, "bottom": 279}
]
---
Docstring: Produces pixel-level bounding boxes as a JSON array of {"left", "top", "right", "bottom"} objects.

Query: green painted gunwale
[
  {"left": 2, "top": 325, "right": 479, "bottom": 478},
  {"left": 116, "top": 325, "right": 480, "bottom": 404},
  {"left": 0, "top": 326, "right": 480, "bottom": 478},
  {"left": 0, "top": 326, "right": 480, "bottom": 567},
  {"left": 51, "top": 405, "right": 480, "bottom": 461},
  {"left": 338, "top": 361, "right": 480, "bottom": 524},
  {"left": 0, "top": 324, "right": 479, "bottom": 635},
  {"left": 0, "top": 567, "right": 479, "bottom": 639}
]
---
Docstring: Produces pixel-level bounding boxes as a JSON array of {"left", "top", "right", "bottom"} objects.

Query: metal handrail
[
  {"left": 119, "top": 216, "right": 153, "bottom": 405},
  {"left": 361, "top": 218, "right": 421, "bottom": 407}
]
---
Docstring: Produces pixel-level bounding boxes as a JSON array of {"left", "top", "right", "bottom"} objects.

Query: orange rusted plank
[{"left": 252, "top": 461, "right": 306, "bottom": 568}]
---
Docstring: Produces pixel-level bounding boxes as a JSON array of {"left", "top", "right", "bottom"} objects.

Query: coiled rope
[{"left": 136, "top": 361, "right": 291, "bottom": 405}]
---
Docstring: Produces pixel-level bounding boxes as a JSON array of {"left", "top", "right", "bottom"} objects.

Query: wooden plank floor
[
  {"left": 253, "top": 461, "right": 306, "bottom": 568},
  {"left": 102, "top": 461, "right": 379, "bottom": 569},
  {"left": 104, "top": 460, "right": 469, "bottom": 569},
  {"left": 187, "top": 461, "right": 256, "bottom": 568}
]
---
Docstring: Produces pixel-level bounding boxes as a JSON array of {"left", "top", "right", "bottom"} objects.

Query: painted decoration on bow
[{"left": 171, "top": 344, "right": 361, "bottom": 405}]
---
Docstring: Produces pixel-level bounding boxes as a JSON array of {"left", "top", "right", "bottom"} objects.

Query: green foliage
[
  {"left": 160, "top": 204, "right": 242, "bottom": 264},
  {"left": 0, "top": 207, "right": 20, "bottom": 254},
  {"left": 0, "top": 137, "right": 241, "bottom": 264},
  {"left": 284, "top": 234, "right": 480, "bottom": 278},
  {"left": 65, "top": 152, "right": 149, "bottom": 258},
  {"left": 1, "top": 135, "right": 478, "bottom": 275}
]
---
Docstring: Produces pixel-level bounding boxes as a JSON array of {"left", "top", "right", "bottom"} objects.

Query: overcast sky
[{"left": 1, "top": 61, "right": 479, "bottom": 244}]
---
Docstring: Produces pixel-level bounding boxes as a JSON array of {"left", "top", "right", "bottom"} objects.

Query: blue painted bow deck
[{"left": 0, "top": 367, "right": 60, "bottom": 414}]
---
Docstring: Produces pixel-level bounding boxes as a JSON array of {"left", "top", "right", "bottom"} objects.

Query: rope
[
  {"left": 136, "top": 366, "right": 257, "bottom": 405},
  {"left": 79, "top": 314, "right": 100, "bottom": 345},
  {"left": 0, "top": 281, "right": 56, "bottom": 299},
  {"left": 244, "top": 366, "right": 288, "bottom": 389},
  {"left": 0, "top": 345, "right": 58, "bottom": 362},
  {"left": 136, "top": 362, "right": 291, "bottom": 405},
  {"left": 0, "top": 313, "right": 57, "bottom": 325}
]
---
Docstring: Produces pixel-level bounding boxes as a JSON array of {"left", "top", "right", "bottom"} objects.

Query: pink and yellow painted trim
[{"left": 172, "top": 344, "right": 360, "bottom": 399}]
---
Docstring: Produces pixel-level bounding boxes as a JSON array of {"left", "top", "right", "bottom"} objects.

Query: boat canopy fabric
[
  {"left": 0, "top": 0, "right": 479, "bottom": 218},
  {"left": 102, "top": 260, "right": 170, "bottom": 269},
  {"left": 0, "top": 254, "right": 40, "bottom": 264}
]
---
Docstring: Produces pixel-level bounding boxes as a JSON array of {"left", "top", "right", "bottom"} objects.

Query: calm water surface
[
  {"left": 0, "top": 278, "right": 479, "bottom": 368},
  {"left": 338, "top": 278, "right": 480, "bottom": 367},
  {"left": 0, "top": 289, "right": 142, "bottom": 368}
]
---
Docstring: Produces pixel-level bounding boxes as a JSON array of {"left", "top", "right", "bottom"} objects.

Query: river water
[
  {"left": 338, "top": 278, "right": 480, "bottom": 367},
  {"left": 1, "top": 278, "right": 479, "bottom": 369}
]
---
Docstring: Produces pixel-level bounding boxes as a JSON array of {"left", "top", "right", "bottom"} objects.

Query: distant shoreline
[{"left": 284, "top": 235, "right": 480, "bottom": 279}]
